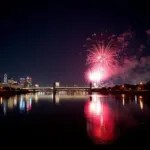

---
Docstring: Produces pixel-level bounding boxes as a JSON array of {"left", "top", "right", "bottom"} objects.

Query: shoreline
[
  {"left": 0, "top": 90, "right": 31, "bottom": 97},
  {"left": 0, "top": 89, "right": 150, "bottom": 97},
  {"left": 91, "top": 89, "right": 150, "bottom": 96}
]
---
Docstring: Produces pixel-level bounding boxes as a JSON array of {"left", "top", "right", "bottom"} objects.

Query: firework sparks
[
  {"left": 85, "top": 67, "right": 105, "bottom": 83},
  {"left": 85, "top": 30, "right": 150, "bottom": 85},
  {"left": 85, "top": 38, "right": 120, "bottom": 83},
  {"left": 84, "top": 31, "right": 136, "bottom": 84},
  {"left": 87, "top": 42, "right": 118, "bottom": 69}
]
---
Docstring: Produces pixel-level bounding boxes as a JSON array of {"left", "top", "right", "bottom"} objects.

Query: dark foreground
[{"left": 0, "top": 93, "right": 150, "bottom": 148}]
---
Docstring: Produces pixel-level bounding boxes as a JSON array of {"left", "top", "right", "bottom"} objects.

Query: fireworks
[
  {"left": 85, "top": 34, "right": 121, "bottom": 83},
  {"left": 85, "top": 67, "right": 104, "bottom": 82},
  {"left": 87, "top": 42, "right": 118, "bottom": 69},
  {"left": 84, "top": 29, "right": 150, "bottom": 85}
]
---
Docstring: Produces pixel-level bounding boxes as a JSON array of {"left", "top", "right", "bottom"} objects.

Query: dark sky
[{"left": 0, "top": 1, "right": 150, "bottom": 86}]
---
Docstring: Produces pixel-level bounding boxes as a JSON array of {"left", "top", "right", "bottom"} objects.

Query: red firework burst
[
  {"left": 85, "top": 67, "right": 105, "bottom": 83},
  {"left": 87, "top": 41, "right": 118, "bottom": 70}
]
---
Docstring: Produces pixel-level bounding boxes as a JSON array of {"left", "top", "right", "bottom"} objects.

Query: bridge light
[
  {"left": 35, "top": 84, "right": 39, "bottom": 87},
  {"left": 140, "top": 82, "right": 143, "bottom": 85}
]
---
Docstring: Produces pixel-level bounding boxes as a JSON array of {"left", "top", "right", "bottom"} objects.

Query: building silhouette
[
  {"left": 4, "top": 74, "right": 7, "bottom": 83},
  {"left": 20, "top": 78, "right": 26, "bottom": 87},
  {"left": 8, "top": 78, "right": 17, "bottom": 84},
  {"left": 24, "top": 76, "right": 32, "bottom": 88}
]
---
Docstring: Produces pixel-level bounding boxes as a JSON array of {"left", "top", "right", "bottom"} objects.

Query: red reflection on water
[
  {"left": 84, "top": 97, "right": 116, "bottom": 144},
  {"left": 27, "top": 101, "right": 32, "bottom": 111}
]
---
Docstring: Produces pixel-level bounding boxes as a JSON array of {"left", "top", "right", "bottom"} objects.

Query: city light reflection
[
  {"left": 121, "top": 94, "right": 125, "bottom": 106},
  {"left": 35, "top": 93, "right": 38, "bottom": 103},
  {"left": 25, "top": 94, "right": 29, "bottom": 100},
  {"left": 27, "top": 97, "right": 32, "bottom": 112},
  {"left": 55, "top": 95, "right": 60, "bottom": 104},
  {"left": 138, "top": 96, "right": 144, "bottom": 110},
  {"left": 3, "top": 101, "right": 7, "bottom": 115},
  {"left": 0, "top": 97, "right": 2, "bottom": 104},
  {"left": 19, "top": 96, "right": 25, "bottom": 112},
  {"left": 13, "top": 96, "right": 17, "bottom": 106},
  {"left": 0, "top": 94, "right": 42, "bottom": 114},
  {"left": 21, "top": 95, "right": 23, "bottom": 101},
  {"left": 8, "top": 98, "right": 13, "bottom": 109},
  {"left": 140, "top": 100, "right": 143, "bottom": 110},
  {"left": 135, "top": 95, "right": 137, "bottom": 104}
]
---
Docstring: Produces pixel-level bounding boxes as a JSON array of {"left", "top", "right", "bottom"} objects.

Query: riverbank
[
  {"left": 91, "top": 89, "right": 150, "bottom": 96},
  {"left": 0, "top": 89, "right": 31, "bottom": 96}
]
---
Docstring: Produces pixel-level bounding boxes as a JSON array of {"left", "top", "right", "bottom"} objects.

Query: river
[{"left": 0, "top": 92, "right": 150, "bottom": 147}]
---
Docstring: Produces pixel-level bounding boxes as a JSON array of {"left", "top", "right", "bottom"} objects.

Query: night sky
[{"left": 0, "top": 1, "right": 150, "bottom": 86}]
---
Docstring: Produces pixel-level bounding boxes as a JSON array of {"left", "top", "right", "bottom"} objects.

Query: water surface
[{"left": 0, "top": 92, "right": 150, "bottom": 147}]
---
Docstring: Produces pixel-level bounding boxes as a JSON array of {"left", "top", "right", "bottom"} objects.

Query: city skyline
[{"left": 0, "top": 73, "right": 33, "bottom": 87}]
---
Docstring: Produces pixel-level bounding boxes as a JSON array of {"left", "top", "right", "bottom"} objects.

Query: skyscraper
[
  {"left": 26, "top": 76, "right": 32, "bottom": 87},
  {"left": 26, "top": 76, "right": 32, "bottom": 84},
  {"left": 20, "top": 78, "right": 26, "bottom": 87},
  {"left": 4, "top": 74, "right": 7, "bottom": 83}
]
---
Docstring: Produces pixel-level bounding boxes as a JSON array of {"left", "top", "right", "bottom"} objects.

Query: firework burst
[
  {"left": 85, "top": 67, "right": 105, "bottom": 83},
  {"left": 84, "top": 30, "right": 147, "bottom": 85},
  {"left": 87, "top": 41, "right": 118, "bottom": 70},
  {"left": 85, "top": 32, "right": 123, "bottom": 83}
]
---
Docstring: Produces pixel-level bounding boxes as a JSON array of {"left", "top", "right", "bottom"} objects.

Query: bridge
[
  {"left": 23, "top": 82, "right": 92, "bottom": 94},
  {"left": 23, "top": 87, "right": 91, "bottom": 95},
  {"left": 23, "top": 86, "right": 90, "bottom": 90}
]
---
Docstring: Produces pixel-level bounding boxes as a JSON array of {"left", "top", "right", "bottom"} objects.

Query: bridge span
[{"left": 23, "top": 86, "right": 90, "bottom": 90}]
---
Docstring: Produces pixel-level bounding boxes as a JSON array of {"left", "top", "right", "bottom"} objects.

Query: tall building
[
  {"left": 4, "top": 74, "right": 7, "bottom": 83},
  {"left": 26, "top": 76, "right": 32, "bottom": 87},
  {"left": 20, "top": 78, "right": 25, "bottom": 87},
  {"left": 26, "top": 76, "right": 32, "bottom": 84}
]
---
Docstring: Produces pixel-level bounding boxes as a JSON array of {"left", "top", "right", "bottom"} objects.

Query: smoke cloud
[
  {"left": 85, "top": 29, "right": 150, "bottom": 86},
  {"left": 106, "top": 30, "right": 150, "bottom": 85}
]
